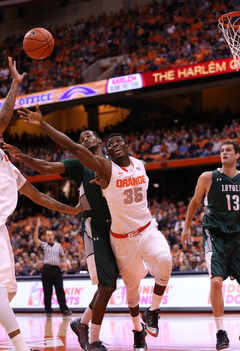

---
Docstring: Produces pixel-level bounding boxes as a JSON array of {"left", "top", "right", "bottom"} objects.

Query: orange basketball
[{"left": 23, "top": 28, "right": 54, "bottom": 60}]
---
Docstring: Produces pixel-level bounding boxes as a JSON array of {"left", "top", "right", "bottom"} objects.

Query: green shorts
[
  {"left": 203, "top": 227, "right": 240, "bottom": 284},
  {"left": 82, "top": 218, "right": 119, "bottom": 287}
]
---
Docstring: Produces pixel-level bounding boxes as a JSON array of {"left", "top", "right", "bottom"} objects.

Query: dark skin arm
[
  {"left": 0, "top": 57, "right": 26, "bottom": 135},
  {"left": 18, "top": 104, "right": 112, "bottom": 188},
  {"left": 19, "top": 181, "right": 83, "bottom": 215},
  {"left": 3, "top": 143, "right": 65, "bottom": 174}
]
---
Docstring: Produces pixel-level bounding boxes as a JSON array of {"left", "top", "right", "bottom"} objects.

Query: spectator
[
  {"left": 180, "top": 258, "right": 191, "bottom": 272},
  {"left": 68, "top": 260, "right": 80, "bottom": 274},
  {"left": 189, "top": 257, "right": 201, "bottom": 272},
  {"left": 79, "top": 257, "right": 88, "bottom": 272},
  {"left": 15, "top": 262, "right": 29, "bottom": 276},
  {"left": 30, "top": 260, "right": 43, "bottom": 276},
  {"left": 61, "top": 262, "right": 69, "bottom": 275}
]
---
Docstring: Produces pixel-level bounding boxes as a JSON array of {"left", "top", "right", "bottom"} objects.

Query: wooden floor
[{"left": 0, "top": 312, "right": 239, "bottom": 351}]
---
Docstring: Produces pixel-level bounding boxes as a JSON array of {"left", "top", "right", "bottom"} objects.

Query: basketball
[{"left": 23, "top": 28, "right": 54, "bottom": 60}]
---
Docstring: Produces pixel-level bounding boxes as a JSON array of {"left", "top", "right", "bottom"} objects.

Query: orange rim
[{"left": 218, "top": 11, "right": 240, "bottom": 29}]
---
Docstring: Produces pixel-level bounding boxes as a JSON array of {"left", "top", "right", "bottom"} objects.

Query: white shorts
[
  {"left": 110, "top": 219, "right": 170, "bottom": 290},
  {"left": 0, "top": 225, "right": 17, "bottom": 293}
]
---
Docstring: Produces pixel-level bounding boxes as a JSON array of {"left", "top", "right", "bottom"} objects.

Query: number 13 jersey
[
  {"left": 102, "top": 156, "right": 153, "bottom": 234},
  {"left": 202, "top": 168, "right": 240, "bottom": 233}
]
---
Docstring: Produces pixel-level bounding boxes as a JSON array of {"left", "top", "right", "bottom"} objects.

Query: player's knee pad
[
  {"left": 126, "top": 287, "right": 140, "bottom": 308},
  {"left": 154, "top": 253, "right": 172, "bottom": 285},
  {"left": 0, "top": 287, "right": 19, "bottom": 334}
]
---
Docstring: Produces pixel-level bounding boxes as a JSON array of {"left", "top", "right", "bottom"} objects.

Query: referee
[{"left": 34, "top": 218, "right": 71, "bottom": 317}]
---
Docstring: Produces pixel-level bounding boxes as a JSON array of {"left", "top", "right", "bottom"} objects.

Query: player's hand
[
  {"left": 89, "top": 172, "right": 100, "bottom": 185},
  {"left": 18, "top": 103, "right": 43, "bottom": 126},
  {"left": 3, "top": 143, "right": 22, "bottom": 159},
  {"left": 181, "top": 227, "right": 191, "bottom": 246},
  {"left": 74, "top": 197, "right": 83, "bottom": 214},
  {"left": 8, "top": 57, "right": 27, "bottom": 84}
]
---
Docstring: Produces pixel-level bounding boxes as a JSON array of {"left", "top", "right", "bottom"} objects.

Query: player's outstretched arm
[
  {"left": 19, "top": 181, "right": 83, "bottom": 215},
  {"left": 181, "top": 172, "right": 211, "bottom": 245},
  {"left": 3, "top": 142, "right": 65, "bottom": 174},
  {"left": 0, "top": 57, "right": 27, "bottom": 135},
  {"left": 18, "top": 104, "right": 106, "bottom": 174}
]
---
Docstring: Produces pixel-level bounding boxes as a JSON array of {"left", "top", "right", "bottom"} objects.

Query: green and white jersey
[
  {"left": 202, "top": 168, "right": 240, "bottom": 233},
  {"left": 61, "top": 158, "right": 111, "bottom": 221}
]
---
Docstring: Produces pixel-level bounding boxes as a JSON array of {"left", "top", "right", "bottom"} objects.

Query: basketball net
[{"left": 218, "top": 11, "right": 240, "bottom": 70}]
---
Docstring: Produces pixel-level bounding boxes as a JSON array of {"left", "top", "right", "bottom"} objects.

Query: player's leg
[
  {"left": 129, "top": 304, "right": 147, "bottom": 351},
  {"left": 71, "top": 219, "right": 118, "bottom": 350},
  {"left": 71, "top": 292, "right": 98, "bottom": 350},
  {"left": 140, "top": 221, "right": 172, "bottom": 337},
  {"left": 87, "top": 283, "right": 116, "bottom": 351},
  {"left": 111, "top": 235, "right": 148, "bottom": 351},
  {"left": 0, "top": 288, "right": 30, "bottom": 351},
  {"left": 203, "top": 228, "right": 229, "bottom": 350},
  {"left": 0, "top": 225, "right": 31, "bottom": 351}
]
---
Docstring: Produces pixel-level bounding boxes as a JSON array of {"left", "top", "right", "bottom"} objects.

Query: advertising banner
[
  {"left": 141, "top": 57, "right": 237, "bottom": 87},
  {"left": 0, "top": 58, "right": 237, "bottom": 111},
  {"left": 0, "top": 80, "right": 107, "bottom": 110},
  {"left": 11, "top": 275, "right": 240, "bottom": 312}
]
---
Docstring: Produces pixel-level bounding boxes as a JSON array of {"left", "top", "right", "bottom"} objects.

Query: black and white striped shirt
[{"left": 41, "top": 241, "right": 64, "bottom": 266}]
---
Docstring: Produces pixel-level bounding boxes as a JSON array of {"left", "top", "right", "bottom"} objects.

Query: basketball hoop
[{"left": 218, "top": 11, "right": 240, "bottom": 70}]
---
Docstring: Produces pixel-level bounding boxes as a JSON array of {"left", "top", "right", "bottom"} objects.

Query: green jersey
[
  {"left": 61, "top": 158, "right": 110, "bottom": 221},
  {"left": 202, "top": 168, "right": 240, "bottom": 233},
  {"left": 61, "top": 158, "right": 119, "bottom": 286}
]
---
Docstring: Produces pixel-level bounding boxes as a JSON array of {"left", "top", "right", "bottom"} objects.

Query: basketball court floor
[{"left": 0, "top": 312, "right": 239, "bottom": 351}]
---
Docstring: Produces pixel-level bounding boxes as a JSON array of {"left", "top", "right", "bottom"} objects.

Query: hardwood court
[{"left": 0, "top": 313, "right": 239, "bottom": 351}]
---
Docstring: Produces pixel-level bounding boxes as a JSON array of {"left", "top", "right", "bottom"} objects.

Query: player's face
[
  {"left": 106, "top": 136, "right": 128, "bottom": 162},
  {"left": 220, "top": 144, "right": 239, "bottom": 164},
  {"left": 79, "top": 131, "right": 99, "bottom": 151}
]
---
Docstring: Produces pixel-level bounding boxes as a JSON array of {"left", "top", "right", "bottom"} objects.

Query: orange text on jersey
[{"left": 116, "top": 175, "right": 146, "bottom": 187}]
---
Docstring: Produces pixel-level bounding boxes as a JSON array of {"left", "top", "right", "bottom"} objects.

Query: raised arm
[
  {"left": 181, "top": 171, "right": 212, "bottom": 245},
  {"left": 17, "top": 104, "right": 110, "bottom": 178},
  {"left": 33, "top": 217, "right": 42, "bottom": 247},
  {"left": 19, "top": 181, "right": 83, "bottom": 215},
  {"left": 3, "top": 143, "right": 65, "bottom": 174},
  {"left": 0, "top": 57, "right": 26, "bottom": 135}
]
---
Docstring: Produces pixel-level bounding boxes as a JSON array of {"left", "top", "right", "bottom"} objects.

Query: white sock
[
  {"left": 89, "top": 323, "right": 101, "bottom": 344},
  {"left": 131, "top": 315, "right": 142, "bottom": 332},
  {"left": 150, "top": 293, "right": 163, "bottom": 311},
  {"left": 11, "top": 333, "right": 29, "bottom": 351},
  {"left": 215, "top": 316, "right": 224, "bottom": 331},
  {"left": 81, "top": 306, "right": 92, "bottom": 325},
  {"left": 0, "top": 288, "right": 19, "bottom": 333}
]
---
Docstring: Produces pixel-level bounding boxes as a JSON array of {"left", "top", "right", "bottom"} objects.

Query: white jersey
[
  {"left": 102, "top": 156, "right": 152, "bottom": 234},
  {"left": 0, "top": 149, "right": 26, "bottom": 226}
]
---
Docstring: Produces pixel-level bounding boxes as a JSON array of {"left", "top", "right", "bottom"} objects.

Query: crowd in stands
[
  {"left": 4, "top": 110, "right": 240, "bottom": 178},
  {"left": 0, "top": 0, "right": 235, "bottom": 96}
]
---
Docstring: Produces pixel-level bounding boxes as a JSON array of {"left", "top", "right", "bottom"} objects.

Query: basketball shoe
[
  {"left": 133, "top": 323, "right": 147, "bottom": 351},
  {"left": 87, "top": 340, "right": 107, "bottom": 350},
  {"left": 142, "top": 307, "right": 160, "bottom": 337},
  {"left": 216, "top": 330, "right": 229, "bottom": 350},
  {"left": 70, "top": 318, "right": 89, "bottom": 350}
]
